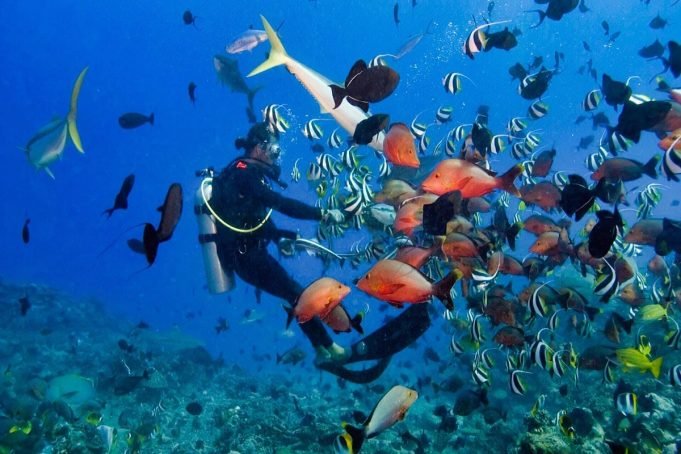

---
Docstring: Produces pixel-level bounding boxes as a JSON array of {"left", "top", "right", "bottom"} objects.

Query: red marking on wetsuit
[{"left": 236, "top": 161, "right": 248, "bottom": 169}]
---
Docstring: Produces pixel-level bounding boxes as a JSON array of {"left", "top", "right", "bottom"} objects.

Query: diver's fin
[
  {"left": 347, "top": 303, "right": 430, "bottom": 363},
  {"left": 317, "top": 356, "right": 391, "bottom": 384},
  {"left": 68, "top": 66, "right": 88, "bottom": 153},
  {"left": 248, "top": 16, "right": 288, "bottom": 77}
]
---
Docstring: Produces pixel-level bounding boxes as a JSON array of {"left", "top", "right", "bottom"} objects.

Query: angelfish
[
  {"left": 22, "top": 67, "right": 88, "bottom": 178},
  {"left": 335, "top": 385, "right": 418, "bottom": 454}
]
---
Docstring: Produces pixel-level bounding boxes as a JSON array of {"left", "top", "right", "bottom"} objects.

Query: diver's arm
[{"left": 251, "top": 181, "right": 322, "bottom": 220}]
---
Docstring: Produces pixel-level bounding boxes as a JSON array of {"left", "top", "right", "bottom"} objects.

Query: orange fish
[
  {"left": 287, "top": 277, "right": 350, "bottom": 326},
  {"left": 383, "top": 123, "right": 420, "bottom": 168},
  {"left": 394, "top": 245, "right": 437, "bottom": 269},
  {"left": 441, "top": 232, "right": 481, "bottom": 260},
  {"left": 421, "top": 159, "right": 522, "bottom": 198},
  {"left": 374, "top": 179, "right": 419, "bottom": 207},
  {"left": 393, "top": 194, "right": 437, "bottom": 236},
  {"left": 356, "top": 259, "right": 461, "bottom": 310},
  {"left": 658, "top": 128, "right": 681, "bottom": 151}
]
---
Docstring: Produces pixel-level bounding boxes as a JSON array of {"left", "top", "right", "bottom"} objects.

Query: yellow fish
[
  {"left": 22, "top": 67, "right": 88, "bottom": 178},
  {"left": 616, "top": 347, "right": 663, "bottom": 378}
]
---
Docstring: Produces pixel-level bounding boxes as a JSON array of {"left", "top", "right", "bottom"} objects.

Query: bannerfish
[
  {"left": 329, "top": 60, "right": 400, "bottom": 112},
  {"left": 103, "top": 174, "right": 135, "bottom": 218},
  {"left": 118, "top": 112, "right": 154, "bottom": 129},
  {"left": 23, "top": 67, "right": 88, "bottom": 178}
]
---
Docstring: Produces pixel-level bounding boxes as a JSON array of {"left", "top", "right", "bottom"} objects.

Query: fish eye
[{"left": 435, "top": 173, "right": 440, "bottom": 178}]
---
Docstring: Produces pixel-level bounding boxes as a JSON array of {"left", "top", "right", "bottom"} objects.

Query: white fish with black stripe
[{"left": 442, "top": 72, "right": 475, "bottom": 94}]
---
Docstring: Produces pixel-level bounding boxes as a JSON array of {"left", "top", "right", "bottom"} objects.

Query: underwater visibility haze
[{"left": 3, "top": 0, "right": 681, "bottom": 452}]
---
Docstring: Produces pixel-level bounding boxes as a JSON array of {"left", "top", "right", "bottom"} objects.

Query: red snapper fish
[
  {"left": 421, "top": 159, "right": 523, "bottom": 198},
  {"left": 383, "top": 123, "right": 420, "bottom": 168},
  {"left": 287, "top": 277, "right": 350, "bottom": 326},
  {"left": 356, "top": 259, "right": 461, "bottom": 310}
]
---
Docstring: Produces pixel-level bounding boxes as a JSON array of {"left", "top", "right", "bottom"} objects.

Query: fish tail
[
  {"left": 643, "top": 154, "right": 661, "bottom": 179},
  {"left": 342, "top": 423, "right": 366, "bottom": 454},
  {"left": 102, "top": 208, "right": 114, "bottom": 218},
  {"left": 497, "top": 164, "right": 523, "bottom": 197},
  {"left": 506, "top": 222, "right": 522, "bottom": 251},
  {"left": 68, "top": 66, "right": 88, "bottom": 153},
  {"left": 526, "top": 10, "right": 546, "bottom": 28},
  {"left": 330, "top": 84, "right": 347, "bottom": 110},
  {"left": 283, "top": 304, "right": 295, "bottom": 329},
  {"left": 247, "top": 15, "right": 289, "bottom": 77},
  {"left": 650, "top": 356, "right": 663, "bottom": 378},
  {"left": 432, "top": 269, "right": 463, "bottom": 311},
  {"left": 148, "top": 113, "right": 155, "bottom": 126}
]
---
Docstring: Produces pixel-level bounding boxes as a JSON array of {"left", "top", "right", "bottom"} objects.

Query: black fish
[
  {"left": 423, "top": 191, "right": 462, "bottom": 235},
  {"left": 559, "top": 174, "right": 605, "bottom": 221},
  {"left": 188, "top": 82, "right": 197, "bottom": 104},
  {"left": 142, "top": 223, "right": 159, "bottom": 265},
  {"left": 127, "top": 239, "right": 145, "bottom": 255},
  {"left": 19, "top": 295, "right": 30, "bottom": 316},
  {"left": 492, "top": 206, "right": 521, "bottom": 250},
  {"left": 215, "top": 317, "right": 229, "bottom": 334},
  {"left": 471, "top": 122, "right": 493, "bottom": 155},
  {"left": 665, "top": 41, "right": 681, "bottom": 78},
  {"left": 520, "top": 67, "right": 553, "bottom": 100},
  {"left": 578, "top": 0, "right": 590, "bottom": 12},
  {"left": 588, "top": 207, "right": 623, "bottom": 258},
  {"left": 182, "top": 10, "right": 197, "bottom": 27},
  {"left": 330, "top": 60, "right": 400, "bottom": 112},
  {"left": 655, "top": 218, "right": 681, "bottom": 256},
  {"left": 353, "top": 114, "right": 389, "bottom": 145},
  {"left": 454, "top": 388, "right": 488, "bottom": 416},
  {"left": 118, "top": 112, "right": 154, "bottom": 129},
  {"left": 639, "top": 39, "right": 665, "bottom": 59},
  {"left": 607, "top": 31, "right": 621, "bottom": 45},
  {"left": 311, "top": 143, "right": 325, "bottom": 153},
  {"left": 601, "top": 20, "right": 609, "bottom": 35},
  {"left": 615, "top": 100, "right": 671, "bottom": 143},
  {"left": 528, "top": 0, "right": 579, "bottom": 27},
  {"left": 393, "top": 2, "right": 399, "bottom": 26},
  {"left": 583, "top": 41, "right": 591, "bottom": 52},
  {"left": 118, "top": 339, "right": 135, "bottom": 353},
  {"left": 601, "top": 74, "right": 632, "bottom": 110},
  {"left": 484, "top": 28, "right": 517, "bottom": 51},
  {"left": 186, "top": 402, "right": 203, "bottom": 416},
  {"left": 114, "top": 370, "right": 149, "bottom": 395},
  {"left": 529, "top": 56, "right": 543, "bottom": 71},
  {"left": 156, "top": 183, "right": 183, "bottom": 242},
  {"left": 649, "top": 13, "right": 667, "bottom": 29},
  {"left": 103, "top": 174, "right": 135, "bottom": 218},
  {"left": 577, "top": 135, "right": 594, "bottom": 149},
  {"left": 509, "top": 62, "right": 527, "bottom": 81},
  {"left": 22, "top": 218, "right": 30, "bottom": 244},
  {"left": 591, "top": 112, "right": 610, "bottom": 130}
]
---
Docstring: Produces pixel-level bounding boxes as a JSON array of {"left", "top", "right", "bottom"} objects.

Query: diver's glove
[{"left": 322, "top": 208, "right": 345, "bottom": 224}]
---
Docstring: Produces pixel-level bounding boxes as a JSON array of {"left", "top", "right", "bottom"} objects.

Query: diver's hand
[{"left": 322, "top": 209, "right": 345, "bottom": 224}]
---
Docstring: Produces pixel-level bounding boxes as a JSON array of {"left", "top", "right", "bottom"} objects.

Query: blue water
[{"left": 2, "top": 0, "right": 680, "bottom": 390}]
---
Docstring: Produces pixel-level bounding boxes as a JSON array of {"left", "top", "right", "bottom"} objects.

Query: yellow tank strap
[{"left": 200, "top": 177, "right": 273, "bottom": 234}]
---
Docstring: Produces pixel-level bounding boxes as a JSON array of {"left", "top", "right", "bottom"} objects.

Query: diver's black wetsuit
[{"left": 210, "top": 157, "right": 333, "bottom": 348}]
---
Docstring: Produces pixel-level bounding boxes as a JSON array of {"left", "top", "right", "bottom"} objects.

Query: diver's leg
[{"left": 233, "top": 248, "right": 333, "bottom": 348}]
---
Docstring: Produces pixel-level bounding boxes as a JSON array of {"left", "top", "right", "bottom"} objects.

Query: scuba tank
[{"left": 195, "top": 168, "right": 234, "bottom": 294}]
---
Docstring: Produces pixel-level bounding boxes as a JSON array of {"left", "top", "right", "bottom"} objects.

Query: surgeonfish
[
  {"left": 23, "top": 67, "right": 88, "bottom": 178},
  {"left": 335, "top": 385, "right": 418, "bottom": 453}
]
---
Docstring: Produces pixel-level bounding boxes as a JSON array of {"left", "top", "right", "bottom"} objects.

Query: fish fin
[
  {"left": 432, "top": 270, "right": 463, "bottom": 310},
  {"left": 498, "top": 164, "right": 523, "bottom": 197},
  {"left": 642, "top": 154, "right": 661, "bottom": 179},
  {"left": 351, "top": 312, "right": 364, "bottom": 335},
  {"left": 142, "top": 223, "right": 159, "bottom": 265},
  {"left": 67, "top": 67, "right": 88, "bottom": 153},
  {"left": 343, "top": 424, "right": 366, "bottom": 453},
  {"left": 329, "top": 84, "right": 347, "bottom": 109},
  {"left": 148, "top": 113, "right": 155, "bottom": 126},
  {"left": 346, "top": 96, "right": 370, "bottom": 113},
  {"left": 650, "top": 356, "right": 663, "bottom": 379},
  {"left": 44, "top": 167, "right": 56, "bottom": 179},
  {"left": 345, "top": 59, "right": 368, "bottom": 87},
  {"left": 283, "top": 304, "right": 295, "bottom": 329},
  {"left": 247, "top": 16, "right": 289, "bottom": 77},
  {"left": 526, "top": 10, "right": 546, "bottom": 28},
  {"left": 102, "top": 208, "right": 114, "bottom": 218},
  {"left": 506, "top": 222, "right": 522, "bottom": 251}
]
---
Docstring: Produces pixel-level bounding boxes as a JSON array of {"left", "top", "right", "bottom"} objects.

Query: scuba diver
[{"left": 196, "top": 122, "right": 432, "bottom": 382}]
